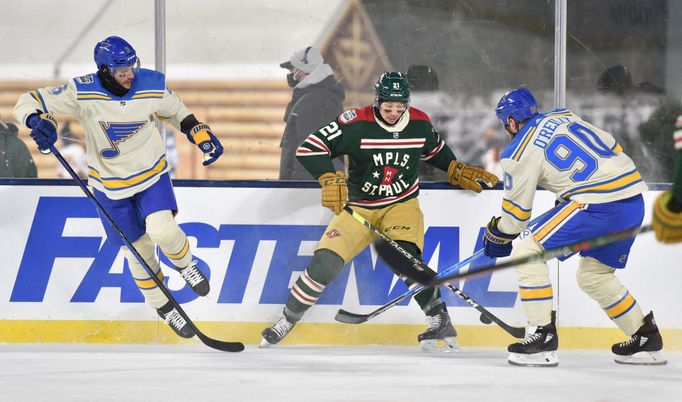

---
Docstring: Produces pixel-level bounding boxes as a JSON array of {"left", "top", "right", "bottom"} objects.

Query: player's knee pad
[
  {"left": 576, "top": 256, "right": 622, "bottom": 301},
  {"left": 306, "top": 248, "right": 345, "bottom": 286},
  {"left": 121, "top": 234, "right": 158, "bottom": 275},
  {"left": 145, "top": 210, "right": 191, "bottom": 268},
  {"left": 511, "top": 235, "right": 549, "bottom": 285}
]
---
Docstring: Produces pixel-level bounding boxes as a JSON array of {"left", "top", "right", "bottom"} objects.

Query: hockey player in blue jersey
[
  {"left": 482, "top": 88, "right": 666, "bottom": 367},
  {"left": 14, "top": 36, "right": 224, "bottom": 339}
]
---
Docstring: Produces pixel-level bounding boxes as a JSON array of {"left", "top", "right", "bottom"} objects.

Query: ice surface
[{"left": 0, "top": 344, "right": 679, "bottom": 402}]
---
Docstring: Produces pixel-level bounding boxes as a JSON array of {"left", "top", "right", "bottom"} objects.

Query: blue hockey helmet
[
  {"left": 93, "top": 36, "right": 138, "bottom": 71},
  {"left": 495, "top": 88, "right": 539, "bottom": 126}
]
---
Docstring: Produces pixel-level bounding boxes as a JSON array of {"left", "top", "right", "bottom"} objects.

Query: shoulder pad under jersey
[
  {"left": 132, "top": 68, "right": 166, "bottom": 92},
  {"left": 407, "top": 107, "right": 431, "bottom": 123}
]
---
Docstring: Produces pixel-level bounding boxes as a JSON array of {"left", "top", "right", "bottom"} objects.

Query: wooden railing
[{"left": 0, "top": 80, "right": 290, "bottom": 179}]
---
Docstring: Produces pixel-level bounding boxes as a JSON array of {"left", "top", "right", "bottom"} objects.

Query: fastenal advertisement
[{"left": 1, "top": 183, "right": 681, "bottom": 343}]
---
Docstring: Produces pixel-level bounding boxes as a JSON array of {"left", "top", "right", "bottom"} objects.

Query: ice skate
[
  {"left": 418, "top": 310, "right": 460, "bottom": 353},
  {"left": 507, "top": 322, "right": 558, "bottom": 367},
  {"left": 612, "top": 311, "right": 667, "bottom": 366},
  {"left": 179, "top": 260, "right": 210, "bottom": 297},
  {"left": 157, "top": 301, "right": 194, "bottom": 339},
  {"left": 260, "top": 312, "right": 296, "bottom": 348}
]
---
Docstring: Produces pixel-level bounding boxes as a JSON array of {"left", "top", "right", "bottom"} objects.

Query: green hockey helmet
[{"left": 374, "top": 72, "right": 410, "bottom": 106}]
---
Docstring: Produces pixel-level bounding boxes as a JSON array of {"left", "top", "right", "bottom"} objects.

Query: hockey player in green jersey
[
  {"left": 652, "top": 114, "right": 682, "bottom": 243},
  {"left": 261, "top": 72, "right": 499, "bottom": 351}
]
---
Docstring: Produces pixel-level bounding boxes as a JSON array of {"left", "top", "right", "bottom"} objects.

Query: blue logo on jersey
[
  {"left": 49, "top": 83, "right": 68, "bottom": 96},
  {"left": 98, "top": 121, "right": 147, "bottom": 158}
]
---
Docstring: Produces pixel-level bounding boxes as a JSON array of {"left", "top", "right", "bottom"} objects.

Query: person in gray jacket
[
  {"left": 0, "top": 117, "right": 37, "bottom": 178},
  {"left": 279, "top": 47, "right": 345, "bottom": 180}
]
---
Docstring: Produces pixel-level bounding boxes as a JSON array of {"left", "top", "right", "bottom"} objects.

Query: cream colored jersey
[
  {"left": 14, "top": 68, "right": 192, "bottom": 199},
  {"left": 497, "top": 109, "right": 648, "bottom": 235}
]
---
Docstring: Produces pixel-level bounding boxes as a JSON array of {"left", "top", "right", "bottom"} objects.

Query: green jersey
[{"left": 296, "top": 105, "right": 456, "bottom": 208}]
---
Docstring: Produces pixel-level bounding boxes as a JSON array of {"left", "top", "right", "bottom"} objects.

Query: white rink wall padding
[{"left": 1, "top": 182, "right": 681, "bottom": 349}]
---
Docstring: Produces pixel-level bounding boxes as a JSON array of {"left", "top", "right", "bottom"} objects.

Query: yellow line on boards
[{"left": 1, "top": 320, "right": 680, "bottom": 350}]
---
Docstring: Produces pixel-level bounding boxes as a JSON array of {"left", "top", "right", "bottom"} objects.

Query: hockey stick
[
  {"left": 377, "top": 219, "right": 653, "bottom": 287},
  {"left": 343, "top": 206, "right": 526, "bottom": 338},
  {"left": 335, "top": 211, "right": 551, "bottom": 325},
  {"left": 49, "top": 145, "right": 244, "bottom": 352},
  {"left": 335, "top": 249, "right": 484, "bottom": 324},
  {"left": 334, "top": 210, "right": 552, "bottom": 324}
]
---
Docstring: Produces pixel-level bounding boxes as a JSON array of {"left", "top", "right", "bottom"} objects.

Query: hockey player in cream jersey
[
  {"left": 14, "top": 36, "right": 224, "bottom": 339},
  {"left": 482, "top": 88, "right": 666, "bottom": 367}
]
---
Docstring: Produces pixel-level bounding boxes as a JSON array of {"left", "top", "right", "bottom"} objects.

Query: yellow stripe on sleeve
[{"left": 502, "top": 199, "right": 532, "bottom": 221}]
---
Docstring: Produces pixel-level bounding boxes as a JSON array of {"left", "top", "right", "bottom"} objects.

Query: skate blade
[
  {"left": 508, "top": 351, "right": 558, "bottom": 367},
  {"left": 614, "top": 350, "right": 667, "bottom": 366},
  {"left": 420, "top": 337, "right": 461, "bottom": 353}
]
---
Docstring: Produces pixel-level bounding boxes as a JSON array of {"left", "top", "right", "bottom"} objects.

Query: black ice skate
[
  {"left": 612, "top": 311, "right": 667, "bottom": 366},
  {"left": 418, "top": 310, "right": 460, "bottom": 353},
  {"left": 179, "top": 260, "right": 210, "bottom": 297},
  {"left": 507, "top": 321, "right": 558, "bottom": 367},
  {"left": 260, "top": 312, "right": 296, "bottom": 348},
  {"left": 157, "top": 301, "right": 194, "bottom": 339}
]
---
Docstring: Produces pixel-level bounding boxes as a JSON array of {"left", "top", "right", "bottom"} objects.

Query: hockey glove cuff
[
  {"left": 318, "top": 171, "right": 348, "bottom": 215},
  {"left": 447, "top": 160, "right": 499, "bottom": 193},
  {"left": 28, "top": 113, "right": 58, "bottom": 154},
  {"left": 483, "top": 216, "right": 518, "bottom": 257},
  {"left": 189, "top": 124, "right": 224, "bottom": 166},
  {"left": 652, "top": 191, "right": 682, "bottom": 243}
]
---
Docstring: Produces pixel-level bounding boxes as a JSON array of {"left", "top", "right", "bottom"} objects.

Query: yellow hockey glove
[
  {"left": 318, "top": 171, "right": 348, "bottom": 215},
  {"left": 447, "top": 161, "right": 500, "bottom": 193},
  {"left": 652, "top": 191, "right": 682, "bottom": 243}
]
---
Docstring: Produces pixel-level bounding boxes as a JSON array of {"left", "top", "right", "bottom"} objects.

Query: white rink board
[{"left": 0, "top": 184, "right": 680, "bottom": 329}]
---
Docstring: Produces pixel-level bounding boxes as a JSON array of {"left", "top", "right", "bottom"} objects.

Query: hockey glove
[
  {"left": 27, "top": 113, "right": 58, "bottom": 154},
  {"left": 447, "top": 160, "right": 499, "bottom": 193},
  {"left": 318, "top": 171, "right": 348, "bottom": 215},
  {"left": 652, "top": 191, "right": 682, "bottom": 243},
  {"left": 483, "top": 216, "right": 518, "bottom": 257},
  {"left": 188, "top": 124, "right": 223, "bottom": 166}
]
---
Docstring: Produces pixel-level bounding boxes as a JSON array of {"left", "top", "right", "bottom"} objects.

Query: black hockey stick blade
[
  {"left": 335, "top": 309, "right": 372, "bottom": 324},
  {"left": 196, "top": 332, "right": 245, "bottom": 352},
  {"left": 373, "top": 239, "right": 434, "bottom": 284},
  {"left": 335, "top": 284, "right": 423, "bottom": 324}
]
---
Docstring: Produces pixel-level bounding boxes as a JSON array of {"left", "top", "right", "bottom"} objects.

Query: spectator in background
[
  {"left": 596, "top": 64, "right": 673, "bottom": 181},
  {"left": 55, "top": 121, "right": 88, "bottom": 179},
  {"left": 405, "top": 65, "right": 446, "bottom": 181},
  {"left": 0, "top": 116, "right": 37, "bottom": 178},
  {"left": 279, "top": 47, "right": 345, "bottom": 180},
  {"left": 479, "top": 126, "right": 505, "bottom": 179}
]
